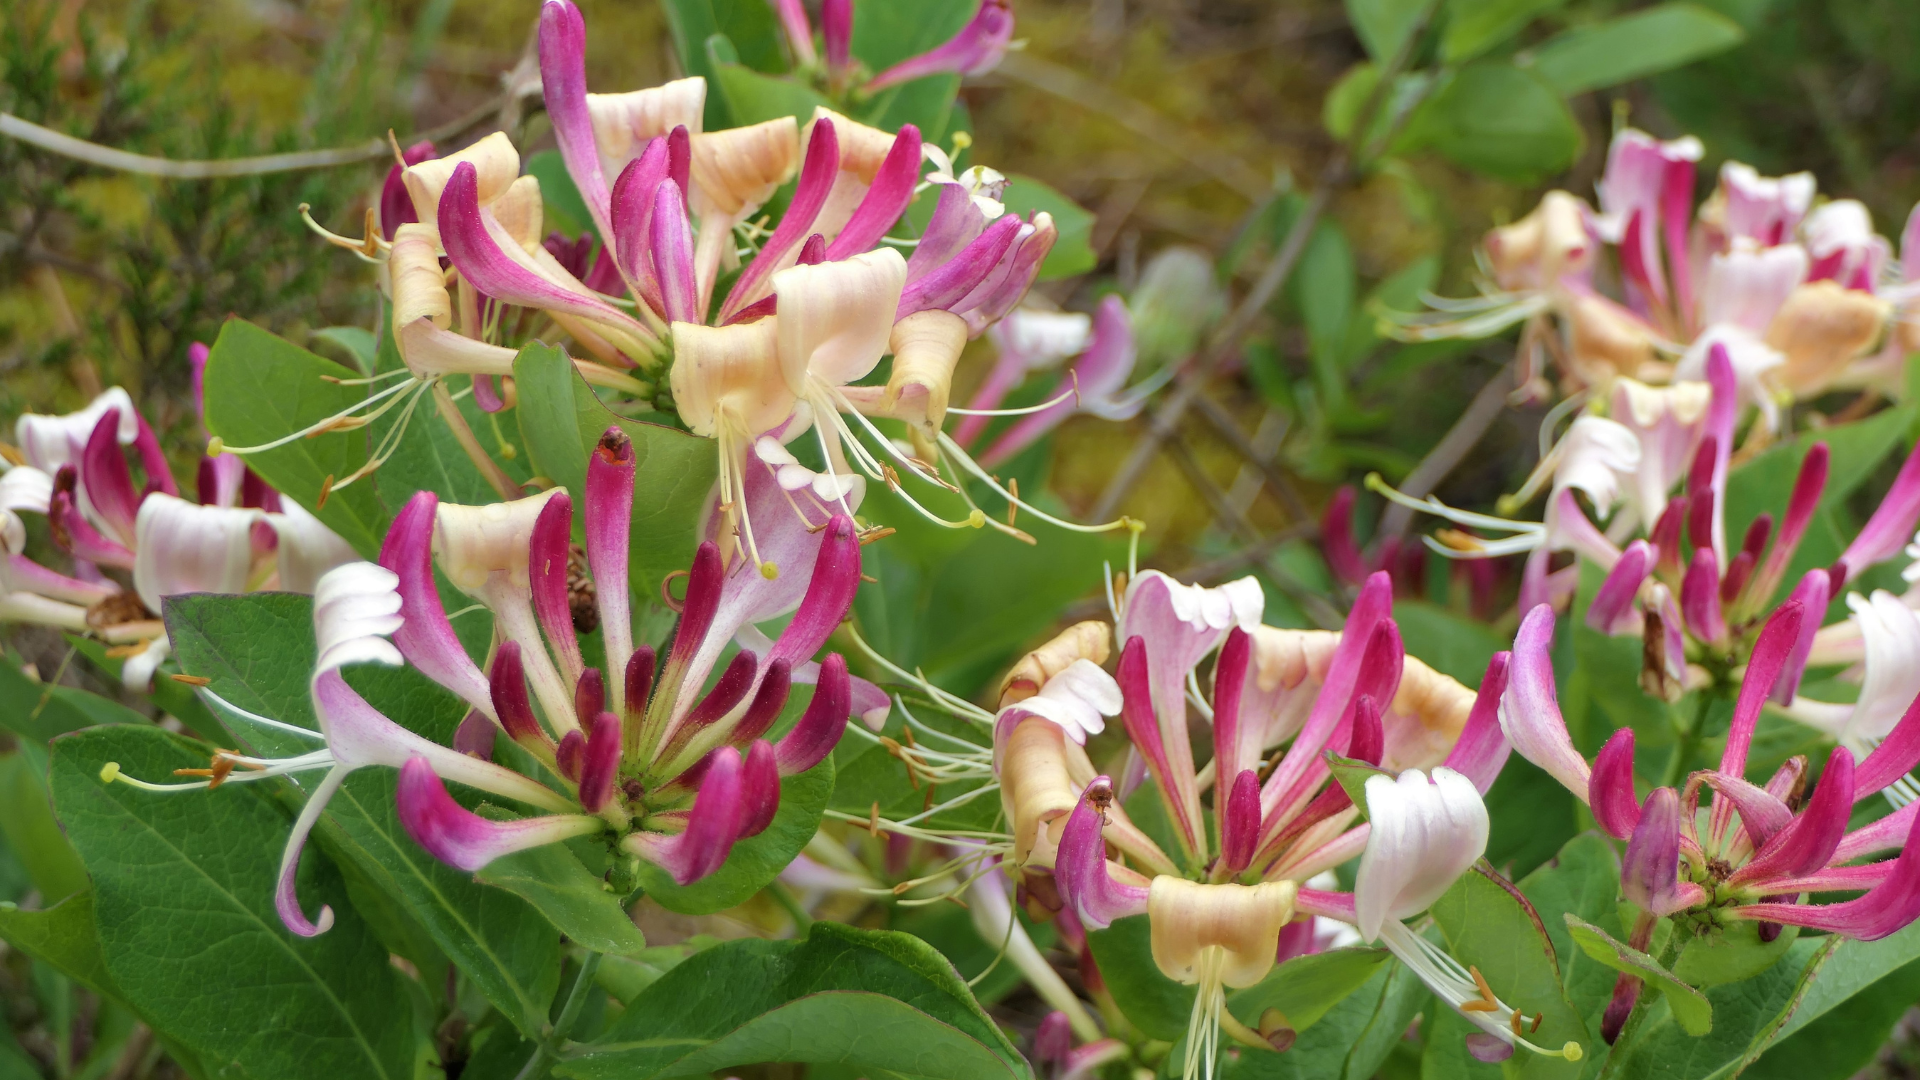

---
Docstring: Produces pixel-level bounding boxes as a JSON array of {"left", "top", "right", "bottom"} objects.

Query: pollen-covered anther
[
  {"left": 172, "top": 750, "right": 265, "bottom": 789},
  {"left": 1435, "top": 529, "right": 1487, "bottom": 553}
]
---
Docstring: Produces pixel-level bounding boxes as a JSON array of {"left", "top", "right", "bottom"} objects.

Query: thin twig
[
  {"left": 992, "top": 52, "right": 1272, "bottom": 203},
  {"left": 0, "top": 94, "right": 508, "bottom": 179},
  {"left": 1188, "top": 393, "right": 1311, "bottom": 523},
  {"left": 1377, "top": 361, "right": 1515, "bottom": 539},
  {"left": 1087, "top": 0, "right": 1442, "bottom": 524},
  {"left": 1162, "top": 434, "right": 1342, "bottom": 628}
]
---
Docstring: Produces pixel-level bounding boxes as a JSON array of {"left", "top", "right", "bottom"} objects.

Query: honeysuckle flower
[
  {"left": 975, "top": 296, "right": 1144, "bottom": 467},
  {"left": 981, "top": 569, "right": 1505, "bottom": 1077},
  {"left": 865, "top": 0, "right": 1015, "bottom": 91},
  {"left": 952, "top": 307, "right": 1092, "bottom": 446},
  {"left": 2, "top": 393, "right": 354, "bottom": 688},
  {"left": 1500, "top": 599, "right": 1920, "bottom": 1003},
  {"left": 110, "top": 428, "right": 863, "bottom": 934},
  {"left": 1390, "top": 128, "right": 1900, "bottom": 423},
  {"left": 1293, "top": 767, "right": 1580, "bottom": 1064}
]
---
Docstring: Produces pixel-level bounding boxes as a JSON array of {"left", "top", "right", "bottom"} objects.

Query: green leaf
[
  {"left": 526, "top": 149, "right": 595, "bottom": 240},
  {"left": 1326, "top": 752, "right": 1392, "bottom": 821},
  {"left": 659, "top": 0, "right": 787, "bottom": 128},
  {"left": 999, "top": 174, "right": 1096, "bottom": 281},
  {"left": 1442, "top": 0, "right": 1569, "bottom": 62},
  {"left": 476, "top": 843, "right": 647, "bottom": 956},
  {"left": 1346, "top": 0, "right": 1431, "bottom": 61},
  {"left": 851, "top": 484, "right": 1126, "bottom": 694},
  {"left": 163, "top": 591, "right": 566, "bottom": 1038},
  {"left": 1393, "top": 599, "right": 1507, "bottom": 687},
  {"left": 1402, "top": 63, "right": 1583, "bottom": 182},
  {"left": 1566, "top": 915, "right": 1712, "bottom": 1035},
  {"left": 0, "top": 654, "right": 151, "bottom": 744},
  {"left": 0, "top": 890, "right": 115, "bottom": 998},
  {"left": 1287, "top": 220, "right": 1358, "bottom": 393},
  {"left": 1601, "top": 936, "right": 1826, "bottom": 1080},
  {"left": 710, "top": 37, "right": 832, "bottom": 125},
  {"left": 1428, "top": 864, "right": 1590, "bottom": 1076},
  {"left": 1512, "top": 831, "right": 1624, "bottom": 1019},
  {"left": 1744, "top": 958, "right": 1920, "bottom": 1080},
  {"left": 1219, "top": 955, "right": 1426, "bottom": 1079},
  {"left": 1085, "top": 914, "right": 1195, "bottom": 1041},
  {"left": 1527, "top": 3, "right": 1745, "bottom": 96},
  {"left": 1226, "top": 947, "right": 1393, "bottom": 1033},
  {"left": 1671, "top": 917, "right": 1798, "bottom": 987},
  {"left": 562, "top": 921, "right": 1028, "bottom": 1080},
  {"left": 203, "top": 318, "right": 388, "bottom": 558},
  {"left": 0, "top": 750, "right": 88, "bottom": 903},
  {"left": 312, "top": 326, "right": 377, "bottom": 373},
  {"left": 635, "top": 755, "right": 835, "bottom": 915},
  {"left": 48, "top": 725, "right": 419, "bottom": 1080},
  {"left": 513, "top": 342, "right": 718, "bottom": 594}
]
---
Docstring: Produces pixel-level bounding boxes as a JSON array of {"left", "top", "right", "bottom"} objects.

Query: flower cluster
[
  {"left": 269, "top": 0, "right": 1091, "bottom": 552},
  {"left": 1502, "top": 600, "right": 1920, "bottom": 1038},
  {"left": 975, "top": 569, "right": 1568, "bottom": 1074},
  {"left": 1392, "top": 127, "right": 1917, "bottom": 424},
  {"left": 105, "top": 426, "right": 867, "bottom": 935},
  {"left": 1, "top": 372, "right": 355, "bottom": 688}
]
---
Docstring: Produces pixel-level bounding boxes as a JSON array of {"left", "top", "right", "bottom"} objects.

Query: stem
[
  {"left": 514, "top": 951, "right": 605, "bottom": 1080},
  {"left": 433, "top": 381, "right": 523, "bottom": 500},
  {"left": 1661, "top": 693, "right": 1714, "bottom": 789}
]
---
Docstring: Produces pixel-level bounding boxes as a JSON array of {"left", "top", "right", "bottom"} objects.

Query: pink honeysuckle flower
[
  {"left": 866, "top": 0, "right": 1014, "bottom": 91},
  {"left": 369, "top": 427, "right": 860, "bottom": 874},
  {"left": 102, "top": 561, "right": 581, "bottom": 935},
  {"left": 4, "top": 394, "right": 354, "bottom": 689},
  {"left": 976, "top": 296, "right": 1142, "bottom": 468},
  {"left": 1498, "top": 596, "right": 1920, "bottom": 985},
  {"left": 112, "top": 432, "right": 867, "bottom": 932},
  {"left": 953, "top": 306, "right": 1092, "bottom": 446},
  {"left": 1391, "top": 129, "right": 1895, "bottom": 421}
]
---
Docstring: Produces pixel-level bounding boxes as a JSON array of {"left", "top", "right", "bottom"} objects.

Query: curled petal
[
  {"left": 397, "top": 757, "right": 603, "bottom": 871},
  {"left": 80, "top": 409, "right": 140, "bottom": 541},
  {"left": 1732, "top": 747, "right": 1853, "bottom": 887},
  {"left": 1622, "top": 787, "right": 1684, "bottom": 915},
  {"left": 1588, "top": 540, "right": 1654, "bottom": 636},
  {"left": 1498, "top": 605, "right": 1592, "bottom": 798},
  {"left": 774, "top": 652, "right": 851, "bottom": 775},
  {"left": 721, "top": 118, "right": 838, "bottom": 319},
  {"left": 132, "top": 493, "right": 261, "bottom": 614},
  {"left": 1440, "top": 653, "right": 1512, "bottom": 796},
  {"left": 276, "top": 766, "right": 349, "bottom": 936},
  {"left": 379, "top": 492, "right": 495, "bottom": 717},
  {"left": 739, "top": 740, "right": 781, "bottom": 839},
  {"left": 1055, "top": 777, "right": 1152, "bottom": 929},
  {"left": 1590, "top": 728, "right": 1641, "bottom": 840},
  {"left": 624, "top": 746, "right": 748, "bottom": 883},
  {"left": 774, "top": 248, "right": 909, "bottom": 390},
  {"left": 1355, "top": 767, "right": 1488, "bottom": 941}
]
